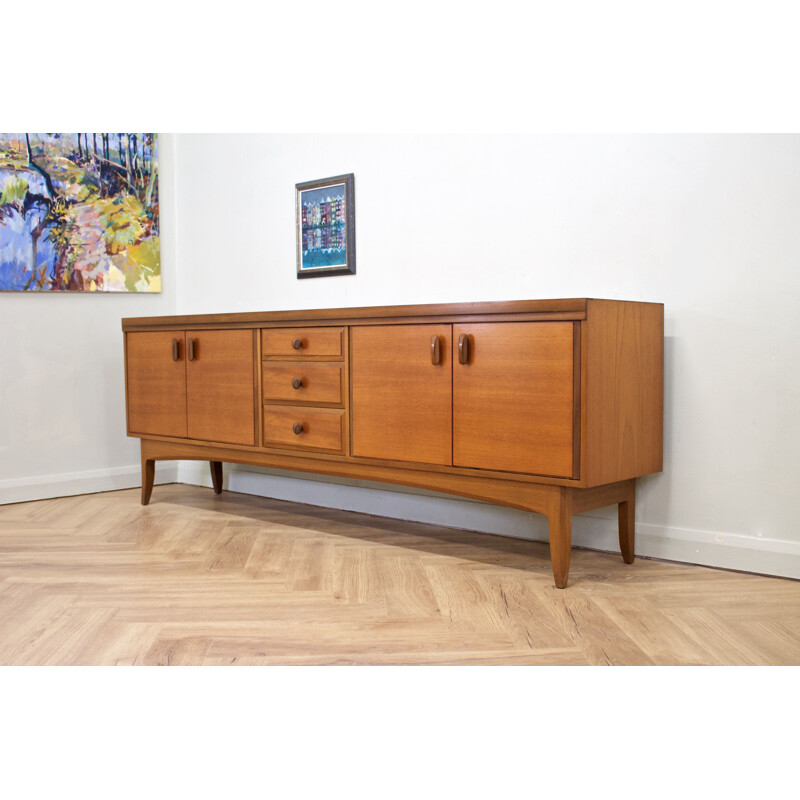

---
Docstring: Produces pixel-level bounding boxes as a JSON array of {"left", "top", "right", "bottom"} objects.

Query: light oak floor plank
[{"left": 0, "top": 484, "right": 798, "bottom": 665}]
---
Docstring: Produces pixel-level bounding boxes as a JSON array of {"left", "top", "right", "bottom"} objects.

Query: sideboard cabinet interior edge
[{"left": 122, "top": 299, "right": 663, "bottom": 588}]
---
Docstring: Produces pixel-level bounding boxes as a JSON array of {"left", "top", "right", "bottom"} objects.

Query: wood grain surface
[
  {"left": 1, "top": 485, "right": 797, "bottom": 666},
  {"left": 351, "top": 324, "right": 452, "bottom": 465},
  {"left": 186, "top": 329, "right": 256, "bottom": 446},
  {"left": 453, "top": 322, "right": 574, "bottom": 477},
  {"left": 584, "top": 300, "right": 663, "bottom": 486},
  {"left": 263, "top": 363, "right": 344, "bottom": 405},
  {"left": 122, "top": 299, "right": 590, "bottom": 330},
  {"left": 125, "top": 331, "right": 188, "bottom": 438},
  {"left": 262, "top": 327, "right": 344, "bottom": 359},
  {"left": 263, "top": 406, "right": 345, "bottom": 453}
]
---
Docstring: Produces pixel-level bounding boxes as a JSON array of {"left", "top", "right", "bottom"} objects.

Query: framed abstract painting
[
  {"left": 0, "top": 132, "right": 160, "bottom": 292},
  {"left": 295, "top": 173, "right": 355, "bottom": 279}
]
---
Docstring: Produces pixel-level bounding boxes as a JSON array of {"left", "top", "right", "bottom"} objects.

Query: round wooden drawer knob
[
  {"left": 292, "top": 422, "right": 304, "bottom": 435},
  {"left": 292, "top": 338, "right": 303, "bottom": 350},
  {"left": 291, "top": 377, "right": 303, "bottom": 389}
]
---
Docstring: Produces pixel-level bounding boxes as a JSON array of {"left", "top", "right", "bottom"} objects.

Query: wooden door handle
[
  {"left": 187, "top": 338, "right": 196, "bottom": 362},
  {"left": 458, "top": 333, "right": 470, "bottom": 364},
  {"left": 292, "top": 422, "right": 304, "bottom": 435},
  {"left": 292, "top": 378, "right": 304, "bottom": 389},
  {"left": 172, "top": 338, "right": 180, "bottom": 361},
  {"left": 430, "top": 335, "right": 442, "bottom": 365},
  {"left": 292, "top": 337, "right": 304, "bottom": 350}
]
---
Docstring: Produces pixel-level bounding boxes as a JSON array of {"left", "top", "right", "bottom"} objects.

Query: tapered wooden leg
[
  {"left": 141, "top": 457, "right": 155, "bottom": 506},
  {"left": 547, "top": 489, "right": 573, "bottom": 589},
  {"left": 618, "top": 486, "right": 636, "bottom": 564},
  {"left": 210, "top": 461, "right": 223, "bottom": 494}
]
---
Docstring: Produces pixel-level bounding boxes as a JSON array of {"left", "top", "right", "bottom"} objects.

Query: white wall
[
  {"left": 0, "top": 134, "right": 179, "bottom": 503},
  {"left": 4, "top": 134, "right": 798, "bottom": 580},
  {"left": 173, "top": 133, "right": 800, "bottom": 578}
]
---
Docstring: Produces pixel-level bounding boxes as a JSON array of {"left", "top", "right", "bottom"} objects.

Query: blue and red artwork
[
  {"left": 299, "top": 183, "right": 347, "bottom": 271},
  {"left": 0, "top": 133, "right": 160, "bottom": 292}
]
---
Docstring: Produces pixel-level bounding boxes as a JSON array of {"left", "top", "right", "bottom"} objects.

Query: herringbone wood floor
[{"left": 1, "top": 484, "right": 798, "bottom": 665}]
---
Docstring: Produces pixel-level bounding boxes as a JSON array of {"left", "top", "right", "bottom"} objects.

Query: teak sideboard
[{"left": 122, "top": 299, "right": 663, "bottom": 588}]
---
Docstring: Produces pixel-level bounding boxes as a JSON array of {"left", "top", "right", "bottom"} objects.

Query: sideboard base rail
[{"left": 139, "top": 439, "right": 635, "bottom": 589}]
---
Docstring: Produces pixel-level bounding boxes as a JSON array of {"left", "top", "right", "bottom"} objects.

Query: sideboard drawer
[
  {"left": 262, "top": 327, "right": 344, "bottom": 359},
  {"left": 263, "top": 405, "right": 344, "bottom": 452},
  {"left": 263, "top": 363, "right": 344, "bottom": 405}
]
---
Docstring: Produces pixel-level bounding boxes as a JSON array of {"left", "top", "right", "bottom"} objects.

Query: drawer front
[
  {"left": 263, "top": 363, "right": 343, "bottom": 405},
  {"left": 262, "top": 327, "right": 344, "bottom": 359},
  {"left": 263, "top": 405, "right": 344, "bottom": 452}
]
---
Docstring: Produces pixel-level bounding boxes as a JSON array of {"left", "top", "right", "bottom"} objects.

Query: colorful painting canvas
[
  {"left": 296, "top": 173, "right": 355, "bottom": 278},
  {"left": 0, "top": 133, "right": 160, "bottom": 292}
]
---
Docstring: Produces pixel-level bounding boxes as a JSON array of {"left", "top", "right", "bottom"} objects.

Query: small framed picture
[{"left": 296, "top": 173, "right": 356, "bottom": 278}]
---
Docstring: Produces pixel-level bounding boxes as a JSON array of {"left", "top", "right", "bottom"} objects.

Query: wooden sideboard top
[{"left": 121, "top": 297, "right": 662, "bottom": 330}]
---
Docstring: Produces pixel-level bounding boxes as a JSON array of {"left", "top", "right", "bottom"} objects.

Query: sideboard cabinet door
[
  {"left": 351, "top": 325, "right": 452, "bottom": 465},
  {"left": 186, "top": 329, "right": 256, "bottom": 446},
  {"left": 453, "top": 322, "right": 575, "bottom": 478},
  {"left": 126, "top": 331, "right": 188, "bottom": 438}
]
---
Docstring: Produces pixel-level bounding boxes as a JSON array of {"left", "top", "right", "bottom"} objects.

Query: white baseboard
[
  {"left": 4, "top": 459, "right": 797, "bottom": 580},
  {"left": 0, "top": 463, "right": 179, "bottom": 505},
  {"left": 177, "top": 462, "right": 800, "bottom": 581}
]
